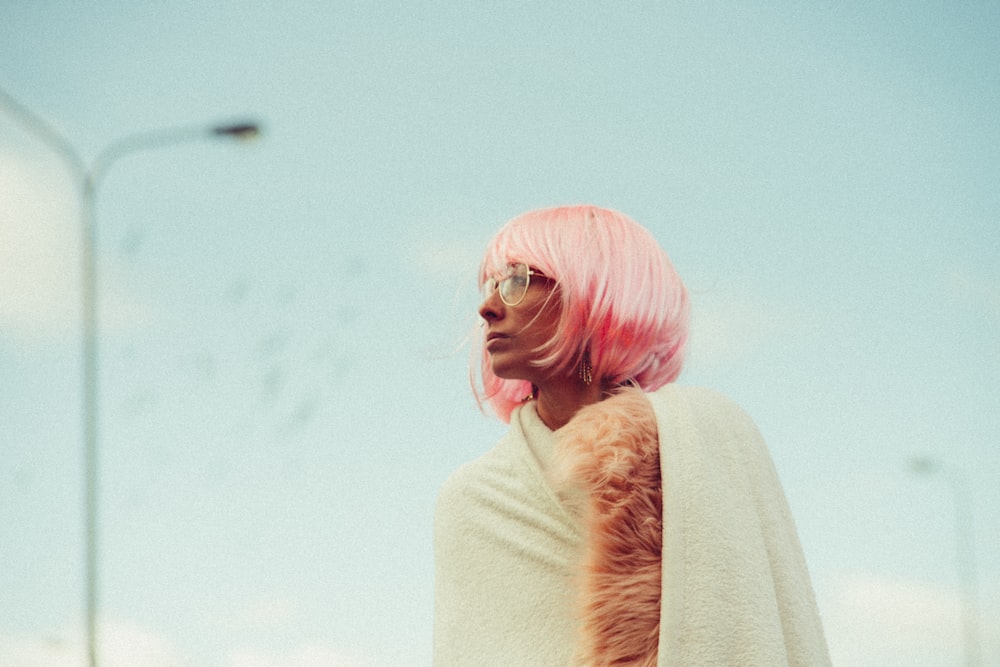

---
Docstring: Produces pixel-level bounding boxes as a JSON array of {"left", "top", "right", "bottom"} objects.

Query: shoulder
[
  {"left": 648, "top": 383, "right": 751, "bottom": 418},
  {"left": 437, "top": 407, "right": 537, "bottom": 505},
  {"left": 439, "top": 428, "right": 517, "bottom": 494},
  {"left": 646, "top": 384, "right": 763, "bottom": 444}
]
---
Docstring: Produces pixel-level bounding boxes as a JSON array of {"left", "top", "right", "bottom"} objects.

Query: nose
[{"left": 478, "top": 287, "right": 505, "bottom": 322}]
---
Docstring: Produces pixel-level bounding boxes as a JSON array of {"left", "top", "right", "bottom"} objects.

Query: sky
[{"left": 1, "top": 2, "right": 998, "bottom": 665}]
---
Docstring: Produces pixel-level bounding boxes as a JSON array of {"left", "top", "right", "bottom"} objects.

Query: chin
[
  {"left": 490, "top": 366, "right": 519, "bottom": 380},
  {"left": 489, "top": 359, "right": 528, "bottom": 382}
]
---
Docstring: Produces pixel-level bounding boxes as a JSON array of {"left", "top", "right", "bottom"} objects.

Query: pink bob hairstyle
[{"left": 473, "top": 205, "right": 690, "bottom": 422}]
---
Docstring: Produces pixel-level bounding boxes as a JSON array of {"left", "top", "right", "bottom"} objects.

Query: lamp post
[
  {"left": 1, "top": 87, "right": 260, "bottom": 667},
  {"left": 909, "top": 456, "right": 981, "bottom": 667}
]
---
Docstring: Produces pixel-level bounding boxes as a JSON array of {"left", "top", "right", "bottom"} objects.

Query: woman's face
[{"left": 478, "top": 264, "right": 561, "bottom": 385}]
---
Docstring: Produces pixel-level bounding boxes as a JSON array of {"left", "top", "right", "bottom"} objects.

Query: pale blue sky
[{"left": 2, "top": 2, "right": 998, "bottom": 665}]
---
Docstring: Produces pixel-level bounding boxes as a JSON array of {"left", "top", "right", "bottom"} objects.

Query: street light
[
  {"left": 909, "top": 456, "right": 981, "bottom": 667},
  {"left": 1, "top": 87, "right": 260, "bottom": 667}
]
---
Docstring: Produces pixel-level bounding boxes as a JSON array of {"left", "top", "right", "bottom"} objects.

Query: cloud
[
  {"left": 100, "top": 619, "right": 188, "bottom": 667},
  {"left": 225, "top": 645, "right": 367, "bottom": 667},
  {"left": 0, "top": 618, "right": 184, "bottom": 667},
  {"left": 819, "top": 571, "right": 996, "bottom": 666},
  {"left": 403, "top": 237, "right": 483, "bottom": 349},
  {"left": 686, "top": 286, "right": 809, "bottom": 369},
  {"left": 0, "top": 633, "right": 78, "bottom": 667},
  {"left": 0, "top": 618, "right": 367, "bottom": 667},
  {"left": 0, "top": 153, "right": 80, "bottom": 342},
  {"left": 221, "top": 597, "right": 369, "bottom": 667},
  {"left": 233, "top": 596, "right": 298, "bottom": 629},
  {"left": 945, "top": 264, "right": 1000, "bottom": 316},
  {"left": 0, "top": 151, "right": 153, "bottom": 344},
  {"left": 404, "top": 238, "right": 480, "bottom": 286}
]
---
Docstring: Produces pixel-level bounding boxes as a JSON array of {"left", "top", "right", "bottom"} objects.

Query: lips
[{"left": 485, "top": 332, "right": 510, "bottom": 348}]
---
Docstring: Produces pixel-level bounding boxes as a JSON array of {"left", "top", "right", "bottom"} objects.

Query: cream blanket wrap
[
  {"left": 650, "top": 385, "right": 829, "bottom": 666},
  {"left": 433, "top": 384, "right": 829, "bottom": 666},
  {"left": 434, "top": 401, "right": 582, "bottom": 665}
]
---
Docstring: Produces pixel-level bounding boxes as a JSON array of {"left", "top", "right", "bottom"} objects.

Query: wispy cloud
[
  {"left": 686, "top": 285, "right": 811, "bottom": 369},
  {"left": 404, "top": 238, "right": 480, "bottom": 287},
  {"left": 225, "top": 644, "right": 367, "bottom": 667},
  {"left": 0, "top": 151, "right": 153, "bottom": 344},
  {"left": 819, "top": 571, "right": 996, "bottom": 666},
  {"left": 0, "top": 617, "right": 368, "bottom": 667},
  {"left": 0, "top": 618, "right": 184, "bottom": 667},
  {"left": 0, "top": 153, "right": 80, "bottom": 342},
  {"left": 945, "top": 264, "right": 1000, "bottom": 316},
  {"left": 231, "top": 596, "right": 298, "bottom": 629},
  {"left": 0, "top": 633, "right": 78, "bottom": 667}
]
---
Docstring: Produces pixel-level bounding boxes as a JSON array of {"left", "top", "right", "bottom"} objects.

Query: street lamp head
[{"left": 211, "top": 121, "right": 261, "bottom": 141}]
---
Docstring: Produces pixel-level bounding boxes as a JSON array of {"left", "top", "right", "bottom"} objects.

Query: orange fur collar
[{"left": 551, "top": 388, "right": 662, "bottom": 667}]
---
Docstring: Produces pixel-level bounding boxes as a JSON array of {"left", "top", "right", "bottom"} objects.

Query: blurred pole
[
  {"left": 910, "top": 456, "right": 981, "bottom": 667},
  {"left": 1, "top": 86, "right": 259, "bottom": 667}
]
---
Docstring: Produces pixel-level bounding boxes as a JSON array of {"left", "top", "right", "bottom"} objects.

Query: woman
[{"left": 433, "top": 205, "right": 829, "bottom": 666}]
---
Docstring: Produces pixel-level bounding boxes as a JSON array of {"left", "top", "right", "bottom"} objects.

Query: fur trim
[{"left": 551, "top": 388, "right": 662, "bottom": 667}]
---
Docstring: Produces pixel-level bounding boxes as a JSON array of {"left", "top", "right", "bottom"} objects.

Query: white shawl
[
  {"left": 433, "top": 384, "right": 829, "bottom": 666},
  {"left": 650, "top": 385, "right": 829, "bottom": 666},
  {"left": 434, "top": 402, "right": 582, "bottom": 666}
]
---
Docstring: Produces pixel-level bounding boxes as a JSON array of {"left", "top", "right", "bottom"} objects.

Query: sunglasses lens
[{"left": 500, "top": 263, "right": 529, "bottom": 305}]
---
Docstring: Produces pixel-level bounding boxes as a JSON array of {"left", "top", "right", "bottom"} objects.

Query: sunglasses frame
[{"left": 483, "top": 263, "right": 542, "bottom": 306}]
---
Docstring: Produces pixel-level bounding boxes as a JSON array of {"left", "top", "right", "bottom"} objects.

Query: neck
[{"left": 534, "top": 376, "right": 607, "bottom": 430}]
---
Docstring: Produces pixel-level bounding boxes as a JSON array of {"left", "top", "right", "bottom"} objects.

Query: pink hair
[{"left": 472, "top": 205, "right": 690, "bottom": 422}]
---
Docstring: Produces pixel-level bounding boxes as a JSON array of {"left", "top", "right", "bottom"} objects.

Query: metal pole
[
  {"left": 910, "top": 457, "right": 981, "bottom": 666},
  {"left": 81, "top": 172, "right": 100, "bottom": 667},
  {"left": 80, "top": 125, "right": 259, "bottom": 667},
  {"left": 949, "top": 469, "right": 981, "bottom": 667},
  {"left": 1, "top": 88, "right": 259, "bottom": 667}
]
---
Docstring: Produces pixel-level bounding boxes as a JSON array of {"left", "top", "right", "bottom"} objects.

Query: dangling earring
[{"left": 578, "top": 351, "right": 593, "bottom": 386}]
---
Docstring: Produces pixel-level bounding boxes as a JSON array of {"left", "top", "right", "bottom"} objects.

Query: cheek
[
  {"left": 538, "top": 299, "right": 563, "bottom": 334},
  {"left": 516, "top": 290, "right": 562, "bottom": 341},
  {"left": 522, "top": 313, "right": 560, "bottom": 352},
  {"left": 541, "top": 313, "right": 561, "bottom": 339}
]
